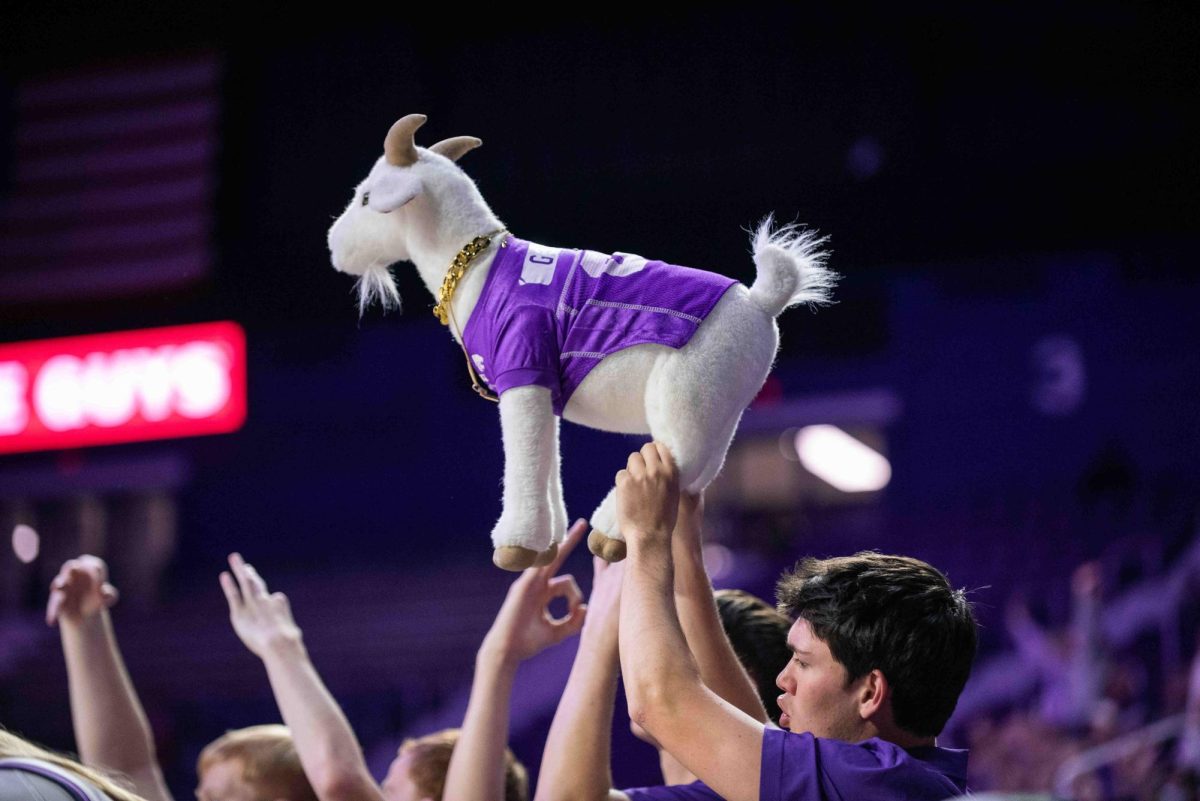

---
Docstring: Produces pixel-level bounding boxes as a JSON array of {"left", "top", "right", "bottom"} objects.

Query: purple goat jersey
[{"left": 461, "top": 235, "right": 738, "bottom": 415}]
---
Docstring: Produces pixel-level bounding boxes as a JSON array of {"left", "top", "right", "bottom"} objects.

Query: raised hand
[
  {"left": 615, "top": 441, "right": 681, "bottom": 548},
  {"left": 481, "top": 519, "right": 589, "bottom": 665},
  {"left": 46, "top": 555, "right": 119, "bottom": 627},
  {"left": 220, "top": 553, "right": 302, "bottom": 659}
]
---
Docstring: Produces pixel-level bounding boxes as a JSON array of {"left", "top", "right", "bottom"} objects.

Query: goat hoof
[
  {"left": 587, "top": 529, "right": 607, "bottom": 557},
  {"left": 532, "top": 543, "right": 558, "bottom": 567},
  {"left": 588, "top": 530, "right": 627, "bottom": 563},
  {"left": 493, "top": 546, "right": 538, "bottom": 571}
]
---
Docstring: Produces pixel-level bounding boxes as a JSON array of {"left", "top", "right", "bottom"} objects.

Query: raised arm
[
  {"left": 639, "top": 492, "right": 769, "bottom": 785},
  {"left": 47, "top": 556, "right": 174, "bottom": 801},
  {"left": 672, "top": 492, "right": 768, "bottom": 723},
  {"left": 618, "top": 444, "right": 764, "bottom": 801},
  {"left": 220, "top": 555, "right": 383, "bottom": 801},
  {"left": 534, "top": 550, "right": 628, "bottom": 801},
  {"left": 443, "top": 521, "right": 588, "bottom": 801}
]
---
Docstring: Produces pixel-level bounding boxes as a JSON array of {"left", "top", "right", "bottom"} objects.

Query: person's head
[
  {"left": 0, "top": 728, "right": 144, "bottom": 801},
  {"left": 714, "top": 589, "right": 792, "bottom": 726},
  {"left": 196, "top": 725, "right": 318, "bottom": 801},
  {"left": 381, "top": 729, "right": 527, "bottom": 801},
  {"left": 774, "top": 552, "right": 977, "bottom": 745}
]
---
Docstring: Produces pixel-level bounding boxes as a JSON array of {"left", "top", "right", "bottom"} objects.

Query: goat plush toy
[{"left": 327, "top": 114, "right": 835, "bottom": 570}]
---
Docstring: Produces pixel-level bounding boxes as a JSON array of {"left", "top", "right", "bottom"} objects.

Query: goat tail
[{"left": 747, "top": 213, "right": 837, "bottom": 318}]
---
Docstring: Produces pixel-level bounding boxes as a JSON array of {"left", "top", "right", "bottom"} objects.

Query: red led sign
[{"left": 0, "top": 322, "right": 246, "bottom": 455}]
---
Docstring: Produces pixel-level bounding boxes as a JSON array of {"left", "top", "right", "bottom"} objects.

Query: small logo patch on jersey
[
  {"left": 472, "top": 353, "right": 489, "bottom": 381},
  {"left": 520, "top": 244, "right": 560, "bottom": 285}
]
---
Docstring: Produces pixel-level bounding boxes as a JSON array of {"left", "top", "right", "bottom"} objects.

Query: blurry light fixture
[
  {"left": 794, "top": 425, "right": 891, "bottom": 492},
  {"left": 12, "top": 524, "right": 39, "bottom": 564}
]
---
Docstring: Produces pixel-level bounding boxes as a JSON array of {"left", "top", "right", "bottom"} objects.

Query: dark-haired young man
[{"left": 615, "top": 442, "right": 978, "bottom": 801}]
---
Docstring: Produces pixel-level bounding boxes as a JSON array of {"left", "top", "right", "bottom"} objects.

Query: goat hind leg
[{"left": 587, "top": 487, "right": 626, "bottom": 562}]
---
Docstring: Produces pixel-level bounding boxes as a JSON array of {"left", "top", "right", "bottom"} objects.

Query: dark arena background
[{"left": 2, "top": 5, "right": 1198, "bottom": 799}]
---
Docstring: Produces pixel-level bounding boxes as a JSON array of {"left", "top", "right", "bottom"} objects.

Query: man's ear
[
  {"left": 857, "top": 668, "right": 888, "bottom": 720},
  {"left": 368, "top": 169, "right": 422, "bottom": 213}
]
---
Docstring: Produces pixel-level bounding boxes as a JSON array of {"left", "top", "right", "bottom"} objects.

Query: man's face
[
  {"left": 195, "top": 759, "right": 261, "bottom": 801},
  {"left": 774, "top": 617, "right": 869, "bottom": 742},
  {"left": 381, "top": 747, "right": 427, "bottom": 801}
]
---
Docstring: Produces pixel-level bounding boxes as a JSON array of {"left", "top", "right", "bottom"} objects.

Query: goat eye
[{"left": 361, "top": 191, "right": 370, "bottom": 207}]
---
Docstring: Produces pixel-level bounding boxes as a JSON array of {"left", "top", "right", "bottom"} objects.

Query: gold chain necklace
[{"left": 433, "top": 228, "right": 508, "bottom": 403}]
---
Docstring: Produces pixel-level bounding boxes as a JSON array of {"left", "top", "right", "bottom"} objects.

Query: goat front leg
[
  {"left": 539, "top": 415, "right": 569, "bottom": 566},
  {"left": 492, "top": 385, "right": 559, "bottom": 571}
]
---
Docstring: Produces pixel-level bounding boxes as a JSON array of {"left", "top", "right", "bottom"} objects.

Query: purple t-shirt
[
  {"left": 623, "top": 729, "right": 969, "bottom": 801},
  {"left": 461, "top": 235, "right": 737, "bottom": 415}
]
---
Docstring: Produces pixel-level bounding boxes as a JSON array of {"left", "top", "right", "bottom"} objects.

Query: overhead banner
[{"left": 0, "top": 322, "right": 246, "bottom": 455}]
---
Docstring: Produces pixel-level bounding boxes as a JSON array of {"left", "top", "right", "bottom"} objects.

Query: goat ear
[{"left": 368, "top": 170, "right": 422, "bottom": 213}]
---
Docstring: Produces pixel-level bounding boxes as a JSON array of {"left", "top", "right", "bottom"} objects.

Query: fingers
[
  {"left": 46, "top": 558, "right": 106, "bottom": 626},
  {"left": 546, "top": 574, "right": 584, "bottom": 616},
  {"left": 101, "top": 584, "right": 120, "bottom": 608},
  {"left": 639, "top": 441, "right": 661, "bottom": 473},
  {"left": 640, "top": 441, "right": 677, "bottom": 478},
  {"left": 45, "top": 591, "right": 64, "bottom": 626},
  {"left": 543, "top": 519, "right": 588, "bottom": 576},
  {"left": 229, "top": 553, "right": 253, "bottom": 598},
  {"left": 652, "top": 441, "right": 677, "bottom": 473},
  {"left": 46, "top": 563, "right": 77, "bottom": 626},
  {"left": 244, "top": 564, "right": 268, "bottom": 597},
  {"left": 61, "top": 563, "right": 90, "bottom": 592},
  {"left": 51, "top": 560, "right": 76, "bottom": 589},
  {"left": 558, "top": 602, "right": 587, "bottom": 640},
  {"left": 229, "top": 553, "right": 268, "bottom": 599},
  {"left": 75, "top": 555, "right": 109, "bottom": 580},
  {"left": 622, "top": 441, "right": 678, "bottom": 481},
  {"left": 545, "top": 574, "right": 587, "bottom": 641},
  {"left": 271, "top": 591, "right": 291, "bottom": 613},
  {"left": 219, "top": 571, "right": 242, "bottom": 612}
]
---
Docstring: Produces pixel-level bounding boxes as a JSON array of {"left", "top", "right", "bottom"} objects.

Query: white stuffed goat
[{"left": 327, "top": 114, "right": 835, "bottom": 570}]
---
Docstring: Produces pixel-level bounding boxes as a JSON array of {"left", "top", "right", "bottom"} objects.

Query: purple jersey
[
  {"left": 623, "top": 729, "right": 968, "bottom": 801},
  {"left": 461, "top": 235, "right": 737, "bottom": 415}
]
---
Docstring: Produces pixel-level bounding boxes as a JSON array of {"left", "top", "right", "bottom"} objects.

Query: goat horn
[
  {"left": 430, "top": 136, "right": 482, "bottom": 162},
  {"left": 384, "top": 114, "right": 426, "bottom": 166}
]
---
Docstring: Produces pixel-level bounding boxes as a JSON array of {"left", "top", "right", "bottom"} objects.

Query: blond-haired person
[{"left": 1, "top": 728, "right": 145, "bottom": 801}]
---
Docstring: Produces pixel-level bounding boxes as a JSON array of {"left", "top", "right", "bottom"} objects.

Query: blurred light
[
  {"left": 795, "top": 425, "right": 891, "bottom": 492},
  {"left": 702, "top": 542, "right": 734, "bottom": 581},
  {"left": 0, "top": 362, "right": 29, "bottom": 435},
  {"left": 12, "top": 524, "right": 39, "bottom": 563}
]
